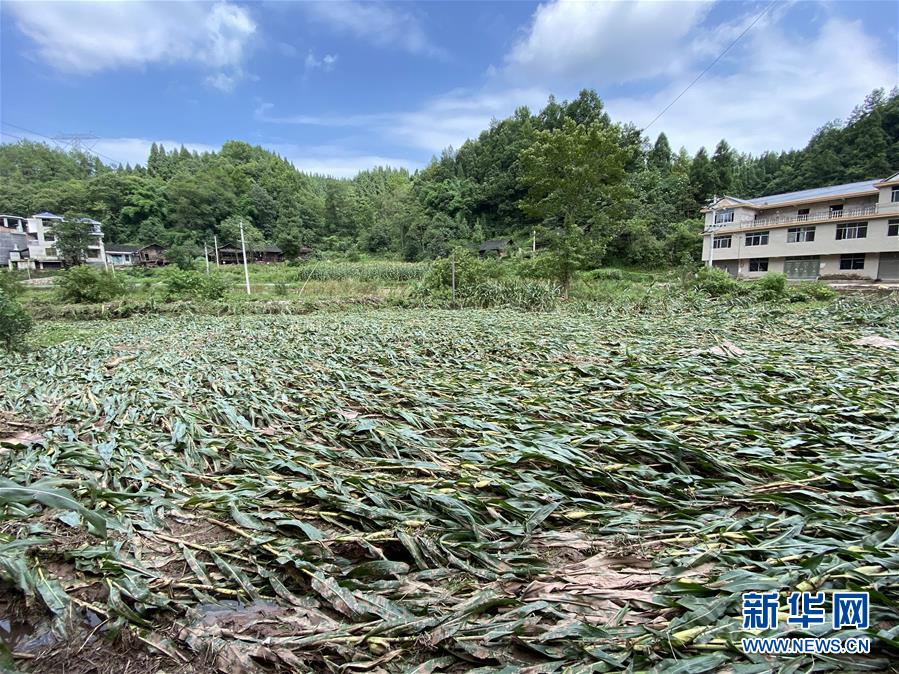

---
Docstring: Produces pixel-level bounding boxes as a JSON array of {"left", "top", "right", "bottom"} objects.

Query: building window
[
  {"left": 888, "top": 219, "right": 899, "bottom": 236},
  {"left": 45, "top": 247, "right": 57, "bottom": 257},
  {"left": 829, "top": 204, "right": 844, "bottom": 218},
  {"left": 714, "top": 209, "right": 734, "bottom": 224},
  {"left": 745, "top": 231, "right": 769, "bottom": 246},
  {"left": 840, "top": 254, "right": 865, "bottom": 271},
  {"left": 43, "top": 233, "right": 55, "bottom": 241},
  {"left": 87, "top": 249, "right": 99, "bottom": 259},
  {"left": 892, "top": 186, "right": 899, "bottom": 203},
  {"left": 748, "top": 258, "right": 769, "bottom": 272},
  {"left": 713, "top": 235, "right": 732, "bottom": 249},
  {"left": 787, "top": 226, "right": 815, "bottom": 243},
  {"left": 835, "top": 222, "right": 867, "bottom": 240}
]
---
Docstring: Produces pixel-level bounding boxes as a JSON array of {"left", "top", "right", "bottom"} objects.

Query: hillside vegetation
[{"left": 1, "top": 88, "right": 896, "bottom": 269}]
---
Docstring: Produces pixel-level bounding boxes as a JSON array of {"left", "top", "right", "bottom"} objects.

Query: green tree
[
  {"left": 648, "top": 133, "right": 673, "bottom": 172},
  {"left": 689, "top": 147, "right": 716, "bottom": 208},
  {"left": 518, "top": 118, "right": 631, "bottom": 292},
  {"left": 219, "top": 216, "right": 264, "bottom": 254},
  {"left": 54, "top": 214, "right": 96, "bottom": 267},
  {"left": 711, "top": 140, "right": 736, "bottom": 196}
]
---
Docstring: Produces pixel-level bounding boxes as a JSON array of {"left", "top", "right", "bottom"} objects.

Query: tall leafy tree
[
  {"left": 711, "top": 140, "right": 736, "bottom": 196},
  {"left": 519, "top": 118, "right": 630, "bottom": 291},
  {"left": 54, "top": 214, "right": 95, "bottom": 267},
  {"left": 648, "top": 133, "right": 673, "bottom": 173},
  {"left": 689, "top": 147, "right": 716, "bottom": 207}
]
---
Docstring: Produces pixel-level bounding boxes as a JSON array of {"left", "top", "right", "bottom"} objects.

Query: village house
[
  {"left": 477, "top": 238, "right": 515, "bottom": 258},
  {"left": 5, "top": 212, "right": 106, "bottom": 270},
  {"left": 104, "top": 243, "right": 166, "bottom": 267},
  {"left": 702, "top": 175, "right": 899, "bottom": 281},
  {"left": 212, "top": 243, "right": 284, "bottom": 264}
]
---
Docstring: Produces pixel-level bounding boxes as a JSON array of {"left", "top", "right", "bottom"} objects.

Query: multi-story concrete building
[
  {"left": 701, "top": 174, "right": 899, "bottom": 281},
  {"left": 0, "top": 215, "right": 29, "bottom": 267},
  {"left": 6, "top": 212, "right": 106, "bottom": 270}
]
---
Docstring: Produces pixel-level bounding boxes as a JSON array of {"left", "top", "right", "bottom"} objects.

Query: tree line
[{"left": 1, "top": 87, "right": 896, "bottom": 268}]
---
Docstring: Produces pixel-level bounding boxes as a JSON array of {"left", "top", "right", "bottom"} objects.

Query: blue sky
[{"left": 1, "top": 1, "right": 897, "bottom": 177}]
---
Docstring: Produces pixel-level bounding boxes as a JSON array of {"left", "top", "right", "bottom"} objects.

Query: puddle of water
[
  {"left": 0, "top": 607, "right": 107, "bottom": 654},
  {"left": 0, "top": 617, "right": 56, "bottom": 653}
]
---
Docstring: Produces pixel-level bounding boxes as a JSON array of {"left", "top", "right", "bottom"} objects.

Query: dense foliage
[
  {"left": 0, "top": 288, "right": 32, "bottom": 350},
  {"left": 0, "top": 300, "right": 897, "bottom": 670},
  {"left": 1, "top": 88, "right": 896, "bottom": 268},
  {"left": 56, "top": 265, "right": 128, "bottom": 303}
]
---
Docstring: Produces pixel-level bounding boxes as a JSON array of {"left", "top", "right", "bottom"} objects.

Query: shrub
[
  {"left": 0, "top": 289, "right": 33, "bottom": 350},
  {"left": 693, "top": 266, "right": 746, "bottom": 297},
  {"left": 421, "top": 249, "right": 497, "bottom": 293},
  {"left": 57, "top": 265, "right": 128, "bottom": 303},
  {"left": 789, "top": 281, "right": 837, "bottom": 302},
  {"left": 0, "top": 271, "right": 23, "bottom": 297},
  {"left": 418, "top": 250, "right": 560, "bottom": 311},
  {"left": 754, "top": 272, "right": 788, "bottom": 300},
  {"left": 461, "top": 278, "right": 561, "bottom": 311},
  {"left": 162, "top": 269, "right": 230, "bottom": 300},
  {"left": 274, "top": 282, "right": 289, "bottom": 296}
]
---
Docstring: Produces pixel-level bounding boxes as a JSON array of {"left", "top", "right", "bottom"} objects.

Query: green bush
[
  {"left": 693, "top": 266, "right": 746, "bottom": 297},
  {"left": 0, "top": 289, "right": 33, "bottom": 350},
  {"left": 162, "top": 269, "right": 230, "bottom": 300},
  {"left": 0, "top": 271, "right": 23, "bottom": 297},
  {"left": 753, "top": 272, "right": 788, "bottom": 300},
  {"left": 582, "top": 268, "right": 653, "bottom": 283},
  {"left": 789, "top": 281, "right": 837, "bottom": 302},
  {"left": 418, "top": 250, "right": 560, "bottom": 311},
  {"left": 57, "top": 265, "right": 128, "bottom": 303},
  {"left": 421, "top": 249, "right": 498, "bottom": 292}
]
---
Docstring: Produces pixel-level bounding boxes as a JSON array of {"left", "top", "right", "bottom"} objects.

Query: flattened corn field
[{"left": 1, "top": 299, "right": 898, "bottom": 673}]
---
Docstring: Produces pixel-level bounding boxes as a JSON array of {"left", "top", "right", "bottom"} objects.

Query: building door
[
  {"left": 784, "top": 256, "right": 820, "bottom": 280},
  {"left": 713, "top": 260, "right": 738, "bottom": 277},
  {"left": 878, "top": 253, "right": 899, "bottom": 281}
]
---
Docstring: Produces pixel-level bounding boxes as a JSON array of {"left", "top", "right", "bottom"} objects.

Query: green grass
[{"left": 1, "top": 296, "right": 897, "bottom": 671}]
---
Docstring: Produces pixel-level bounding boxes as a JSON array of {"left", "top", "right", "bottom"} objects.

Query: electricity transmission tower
[{"left": 53, "top": 133, "right": 99, "bottom": 153}]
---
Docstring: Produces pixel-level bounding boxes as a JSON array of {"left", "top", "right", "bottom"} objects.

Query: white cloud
[
  {"left": 269, "top": 144, "right": 422, "bottom": 178},
  {"left": 505, "top": 0, "right": 713, "bottom": 84},
  {"left": 304, "top": 51, "right": 338, "bottom": 74},
  {"left": 302, "top": 1, "right": 443, "bottom": 58},
  {"left": 606, "top": 17, "right": 897, "bottom": 154},
  {"left": 255, "top": 87, "right": 549, "bottom": 152},
  {"left": 0, "top": 130, "right": 418, "bottom": 179},
  {"left": 6, "top": 0, "right": 256, "bottom": 89}
]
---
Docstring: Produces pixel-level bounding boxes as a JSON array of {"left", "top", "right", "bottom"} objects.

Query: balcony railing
[{"left": 706, "top": 201, "right": 899, "bottom": 232}]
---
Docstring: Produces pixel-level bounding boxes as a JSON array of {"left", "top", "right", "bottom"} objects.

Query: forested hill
[{"left": 1, "top": 87, "right": 897, "bottom": 266}]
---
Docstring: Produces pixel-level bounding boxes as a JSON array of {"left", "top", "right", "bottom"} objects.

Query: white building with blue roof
[{"left": 701, "top": 174, "right": 899, "bottom": 281}]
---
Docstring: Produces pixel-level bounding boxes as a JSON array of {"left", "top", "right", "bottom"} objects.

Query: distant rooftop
[
  {"left": 746, "top": 179, "right": 881, "bottom": 206},
  {"left": 76, "top": 217, "right": 102, "bottom": 225},
  {"left": 32, "top": 211, "right": 63, "bottom": 220}
]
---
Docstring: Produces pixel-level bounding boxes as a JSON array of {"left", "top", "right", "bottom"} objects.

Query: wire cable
[{"left": 641, "top": 0, "right": 777, "bottom": 133}]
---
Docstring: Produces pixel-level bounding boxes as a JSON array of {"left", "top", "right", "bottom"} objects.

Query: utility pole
[
  {"left": 204, "top": 243, "right": 210, "bottom": 274},
  {"left": 239, "top": 220, "right": 251, "bottom": 295},
  {"left": 532, "top": 229, "right": 536, "bottom": 253},
  {"left": 214, "top": 235, "right": 220, "bottom": 267}
]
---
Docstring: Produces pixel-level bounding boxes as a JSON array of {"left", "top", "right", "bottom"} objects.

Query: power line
[
  {"left": 0, "top": 121, "right": 124, "bottom": 166},
  {"left": 641, "top": 0, "right": 777, "bottom": 134}
]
